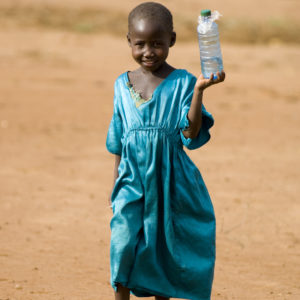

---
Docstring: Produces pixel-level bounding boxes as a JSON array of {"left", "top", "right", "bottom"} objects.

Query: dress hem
[{"left": 111, "top": 280, "right": 211, "bottom": 300}]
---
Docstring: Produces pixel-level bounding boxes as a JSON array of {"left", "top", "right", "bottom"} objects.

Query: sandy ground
[
  {"left": 2, "top": 0, "right": 299, "bottom": 20},
  {"left": 0, "top": 1, "right": 300, "bottom": 300}
]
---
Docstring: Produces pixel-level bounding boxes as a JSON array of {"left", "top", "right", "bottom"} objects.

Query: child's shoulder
[
  {"left": 175, "top": 69, "right": 197, "bottom": 82},
  {"left": 176, "top": 68, "right": 196, "bottom": 77},
  {"left": 172, "top": 69, "right": 197, "bottom": 90},
  {"left": 114, "top": 72, "right": 128, "bottom": 87}
]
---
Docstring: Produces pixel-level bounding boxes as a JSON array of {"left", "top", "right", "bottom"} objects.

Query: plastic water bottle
[{"left": 197, "top": 9, "right": 223, "bottom": 79}]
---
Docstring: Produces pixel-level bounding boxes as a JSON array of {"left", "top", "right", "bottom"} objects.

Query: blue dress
[{"left": 106, "top": 69, "right": 215, "bottom": 300}]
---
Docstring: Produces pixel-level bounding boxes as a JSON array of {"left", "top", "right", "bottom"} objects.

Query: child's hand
[{"left": 195, "top": 70, "right": 225, "bottom": 92}]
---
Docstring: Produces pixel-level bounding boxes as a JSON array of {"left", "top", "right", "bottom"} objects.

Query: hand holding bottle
[{"left": 195, "top": 70, "right": 226, "bottom": 92}]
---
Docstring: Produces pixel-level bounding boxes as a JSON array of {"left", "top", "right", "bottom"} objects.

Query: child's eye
[
  {"left": 135, "top": 42, "right": 144, "bottom": 47},
  {"left": 153, "top": 41, "right": 163, "bottom": 47}
]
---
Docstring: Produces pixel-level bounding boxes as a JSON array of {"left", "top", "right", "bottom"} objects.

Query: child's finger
[
  {"left": 221, "top": 70, "right": 226, "bottom": 81},
  {"left": 218, "top": 70, "right": 225, "bottom": 82},
  {"left": 208, "top": 73, "right": 214, "bottom": 85},
  {"left": 215, "top": 71, "right": 225, "bottom": 83}
]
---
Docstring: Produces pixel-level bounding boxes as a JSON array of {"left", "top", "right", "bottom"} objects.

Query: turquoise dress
[{"left": 106, "top": 69, "right": 215, "bottom": 300}]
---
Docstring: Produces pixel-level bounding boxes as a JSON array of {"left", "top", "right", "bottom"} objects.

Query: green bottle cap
[{"left": 201, "top": 9, "right": 211, "bottom": 17}]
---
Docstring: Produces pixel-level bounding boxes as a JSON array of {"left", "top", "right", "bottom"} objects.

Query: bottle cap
[{"left": 201, "top": 9, "right": 211, "bottom": 17}]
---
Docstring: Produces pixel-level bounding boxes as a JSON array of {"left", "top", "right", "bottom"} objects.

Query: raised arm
[{"left": 182, "top": 70, "right": 225, "bottom": 139}]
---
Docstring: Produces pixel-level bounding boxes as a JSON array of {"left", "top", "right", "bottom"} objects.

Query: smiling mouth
[{"left": 142, "top": 60, "right": 157, "bottom": 66}]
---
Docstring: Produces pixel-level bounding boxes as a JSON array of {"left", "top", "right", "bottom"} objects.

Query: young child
[{"left": 106, "top": 2, "right": 225, "bottom": 300}]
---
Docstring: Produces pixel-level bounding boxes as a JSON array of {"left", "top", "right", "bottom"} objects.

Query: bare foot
[{"left": 115, "top": 284, "right": 130, "bottom": 300}]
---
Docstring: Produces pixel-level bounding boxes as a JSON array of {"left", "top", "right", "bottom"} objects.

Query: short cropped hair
[{"left": 128, "top": 2, "right": 173, "bottom": 33}]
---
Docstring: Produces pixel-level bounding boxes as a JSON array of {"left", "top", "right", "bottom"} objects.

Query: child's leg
[
  {"left": 115, "top": 284, "right": 130, "bottom": 300},
  {"left": 154, "top": 296, "right": 169, "bottom": 300}
]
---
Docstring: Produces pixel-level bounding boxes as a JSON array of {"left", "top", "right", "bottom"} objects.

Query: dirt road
[{"left": 0, "top": 1, "right": 299, "bottom": 299}]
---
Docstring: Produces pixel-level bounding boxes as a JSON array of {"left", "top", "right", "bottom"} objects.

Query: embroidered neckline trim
[{"left": 126, "top": 82, "right": 153, "bottom": 108}]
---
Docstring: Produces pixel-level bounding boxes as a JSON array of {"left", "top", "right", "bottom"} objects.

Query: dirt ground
[{"left": 0, "top": 1, "right": 300, "bottom": 300}]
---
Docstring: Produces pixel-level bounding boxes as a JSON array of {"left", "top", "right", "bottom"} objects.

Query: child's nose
[{"left": 144, "top": 45, "right": 155, "bottom": 57}]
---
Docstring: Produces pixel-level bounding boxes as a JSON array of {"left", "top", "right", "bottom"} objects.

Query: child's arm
[
  {"left": 182, "top": 70, "right": 225, "bottom": 139},
  {"left": 108, "top": 154, "right": 121, "bottom": 207}
]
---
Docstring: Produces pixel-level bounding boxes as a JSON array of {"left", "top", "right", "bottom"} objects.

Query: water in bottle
[{"left": 197, "top": 9, "right": 223, "bottom": 79}]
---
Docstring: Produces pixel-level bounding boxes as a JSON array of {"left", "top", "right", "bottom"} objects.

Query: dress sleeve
[
  {"left": 106, "top": 82, "right": 123, "bottom": 156},
  {"left": 179, "top": 76, "right": 214, "bottom": 150}
]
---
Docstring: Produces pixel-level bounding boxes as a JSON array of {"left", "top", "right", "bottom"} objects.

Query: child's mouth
[{"left": 142, "top": 60, "right": 157, "bottom": 66}]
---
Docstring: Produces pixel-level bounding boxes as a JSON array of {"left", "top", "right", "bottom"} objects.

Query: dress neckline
[{"left": 125, "top": 69, "right": 179, "bottom": 108}]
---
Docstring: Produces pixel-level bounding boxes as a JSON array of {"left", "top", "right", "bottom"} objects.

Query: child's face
[{"left": 127, "top": 18, "right": 175, "bottom": 72}]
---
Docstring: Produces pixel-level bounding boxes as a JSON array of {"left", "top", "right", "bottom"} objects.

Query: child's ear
[
  {"left": 127, "top": 33, "right": 132, "bottom": 47},
  {"left": 170, "top": 32, "right": 176, "bottom": 47}
]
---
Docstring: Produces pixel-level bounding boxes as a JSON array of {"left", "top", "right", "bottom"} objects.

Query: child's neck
[
  {"left": 138, "top": 62, "right": 175, "bottom": 79},
  {"left": 128, "top": 63, "right": 176, "bottom": 100}
]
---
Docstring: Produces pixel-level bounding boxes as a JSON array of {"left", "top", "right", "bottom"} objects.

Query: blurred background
[{"left": 0, "top": 0, "right": 299, "bottom": 299}]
